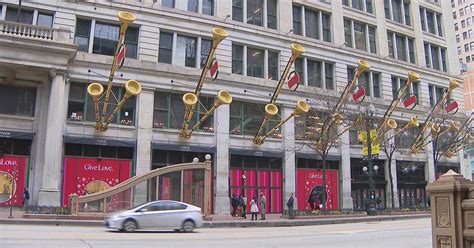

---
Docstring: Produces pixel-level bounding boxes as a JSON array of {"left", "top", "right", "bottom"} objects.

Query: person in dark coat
[
  {"left": 287, "top": 193, "right": 295, "bottom": 219},
  {"left": 231, "top": 193, "right": 238, "bottom": 217},
  {"left": 22, "top": 188, "right": 30, "bottom": 206},
  {"left": 241, "top": 195, "right": 247, "bottom": 219},
  {"left": 308, "top": 194, "right": 316, "bottom": 210}
]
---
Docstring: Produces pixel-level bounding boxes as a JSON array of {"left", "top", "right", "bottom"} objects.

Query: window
[
  {"left": 460, "top": 8, "right": 464, "bottom": 17},
  {"left": 458, "top": 46, "right": 462, "bottom": 55},
  {"left": 187, "top": 0, "right": 198, "bottom": 12},
  {"left": 230, "top": 101, "right": 280, "bottom": 136},
  {"left": 465, "top": 43, "right": 470, "bottom": 52},
  {"left": 424, "top": 42, "right": 447, "bottom": 72},
  {"left": 456, "top": 35, "right": 460, "bottom": 43},
  {"left": 344, "top": 18, "right": 377, "bottom": 54},
  {"left": 420, "top": 8, "right": 443, "bottom": 37},
  {"left": 5, "top": 7, "right": 34, "bottom": 24},
  {"left": 67, "top": 83, "right": 136, "bottom": 126},
  {"left": 343, "top": 0, "right": 374, "bottom": 14},
  {"left": 37, "top": 12, "right": 54, "bottom": 27},
  {"left": 158, "top": 32, "right": 173, "bottom": 64},
  {"left": 387, "top": 31, "right": 415, "bottom": 63},
  {"left": 0, "top": 138, "right": 31, "bottom": 156},
  {"left": 428, "top": 85, "right": 446, "bottom": 107},
  {"left": 295, "top": 58, "right": 334, "bottom": 90},
  {"left": 185, "top": 0, "right": 215, "bottom": 15},
  {"left": 153, "top": 91, "right": 214, "bottom": 131},
  {"left": 464, "top": 31, "right": 468, "bottom": 40},
  {"left": 384, "top": 0, "right": 411, "bottom": 26},
  {"left": 468, "top": 17, "right": 472, "bottom": 26},
  {"left": 176, "top": 35, "right": 197, "bottom": 67},
  {"left": 0, "top": 85, "right": 36, "bottom": 117},
  {"left": 347, "top": 66, "right": 381, "bottom": 98},
  {"left": 467, "top": 56, "right": 472, "bottom": 63},
  {"left": 470, "top": 29, "right": 474, "bottom": 38},
  {"left": 232, "top": 43, "right": 279, "bottom": 80},
  {"left": 462, "top": 20, "right": 466, "bottom": 28},
  {"left": 295, "top": 111, "right": 339, "bottom": 141},
  {"left": 391, "top": 76, "right": 420, "bottom": 104},
  {"left": 233, "top": 0, "right": 277, "bottom": 29},
  {"left": 64, "top": 143, "right": 133, "bottom": 159},
  {"left": 74, "top": 19, "right": 139, "bottom": 59},
  {"left": 293, "top": 5, "right": 331, "bottom": 42},
  {"left": 200, "top": 38, "right": 212, "bottom": 68},
  {"left": 470, "top": 42, "right": 474, "bottom": 50},
  {"left": 455, "top": 23, "right": 459, "bottom": 31},
  {"left": 162, "top": 0, "right": 175, "bottom": 8},
  {"left": 202, "top": 0, "right": 214, "bottom": 16},
  {"left": 453, "top": 11, "right": 457, "bottom": 19}
]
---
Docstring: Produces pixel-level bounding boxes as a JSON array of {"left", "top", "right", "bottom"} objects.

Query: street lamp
[
  {"left": 364, "top": 104, "right": 378, "bottom": 216},
  {"left": 8, "top": 163, "right": 16, "bottom": 219}
]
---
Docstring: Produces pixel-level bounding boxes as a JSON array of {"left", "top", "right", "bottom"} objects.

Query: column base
[
  {"left": 214, "top": 196, "right": 230, "bottom": 215},
  {"left": 342, "top": 196, "right": 354, "bottom": 210},
  {"left": 133, "top": 184, "right": 148, "bottom": 206},
  {"left": 37, "top": 189, "right": 61, "bottom": 207}
]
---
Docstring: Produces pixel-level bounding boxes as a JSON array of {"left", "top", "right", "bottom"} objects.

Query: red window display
[
  {"left": 62, "top": 157, "right": 133, "bottom": 207},
  {"left": 296, "top": 169, "right": 339, "bottom": 210},
  {"left": 0, "top": 156, "right": 29, "bottom": 206}
]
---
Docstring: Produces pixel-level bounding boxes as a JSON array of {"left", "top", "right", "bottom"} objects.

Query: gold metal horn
[
  {"left": 183, "top": 93, "right": 198, "bottom": 107},
  {"left": 118, "top": 11, "right": 136, "bottom": 34},
  {"left": 265, "top": 103, "right": 279, "bottom": 116},
  {"left": 332, "top": 113, "right": 344, "bottom": 124},
  {"left": 293, "top": 100, "right": 309, "bottom": 116},
  {"left": 87, "top": 82, "right": 104, "bottom": 99},
  {"left": 290, "top": 43, "right": 305, "bottom": 60},
  {"left": 408, "top": 71, "right": 420, "bottom": 82},
  {"left": 212, "top": 27, "right": 229, "bottom": 47},
  {"left": 124, "top": 79, "right": 142, "bottom": 97},
  {"left": 216, "top": 90, "right": 233, "bottom": 106},
  {"left": 387, "top": 119, "right": 398, "bottom": 129},
  {"left": 357, "top": 60, "right": 371, "bottom": 73},
  {"left": 187, "top": 90, "right": 233, "bottom": 135},
  {"left": 448, "top": 79, "right": 461, "bottom": 93},
  {"left": 431, "top": 123, "right": 441, "bottom": 134},
  {"left": 449, "top": 121, "right": 461, "bottom": 132},
  {"left": 407, "top": 116, "right": 420, "bottom": 128}
]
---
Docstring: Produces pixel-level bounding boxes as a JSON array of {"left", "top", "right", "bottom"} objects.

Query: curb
[{"left": 0, "top": 214, "right": 430, "bottom": 228}]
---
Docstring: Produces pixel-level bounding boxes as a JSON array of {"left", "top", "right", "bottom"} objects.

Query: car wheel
[
  {"left": 174, "top": 229, "right": 181, "bottom": 232},
  {"left": 182, "top": 220, "right": 195, "bottom": 233},
  {"left": 123, "top": 219, "right": 137, "bottom": 232}
]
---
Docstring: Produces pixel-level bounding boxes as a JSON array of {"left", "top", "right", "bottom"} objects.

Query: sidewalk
[{"left": 0, "top": 207, "right": 430, "bottom": 228}]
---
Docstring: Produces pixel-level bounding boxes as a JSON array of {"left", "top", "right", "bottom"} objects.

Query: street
[{"left": 0, "top": 218, "right": 431, "bottom": 248}]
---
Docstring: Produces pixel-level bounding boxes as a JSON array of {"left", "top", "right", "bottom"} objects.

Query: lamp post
[
  {"left": 364, "top": 104, "right": 377, "bottom": 216},
  {"left": 8, "top": 163, "right": 16, "bottom": 219}
]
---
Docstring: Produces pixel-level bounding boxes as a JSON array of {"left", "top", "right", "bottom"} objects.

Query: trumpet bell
[
  {"left": 216, "top": 90, "right": 232, "bottom": 105},
  {"left": 408, "top": 71, "right": 420, "bottom": 82},
  {"left": 357, "top": 60, "right": 371, "bottom": 73},
  {"left": 448, "top": 79, "right": 461, "bottom": 93},
  {"left": 87, "top": 83, "right": 104, "bottom": 98},
  {"left": 183, "top": 93, "right": 198, "bottom": 107},
  {"left": 387, "top": 119, "right": 398, "bottom": 129},
  {"left": 449, "top": 121, "right": 461, "bottom": 132},
  {"left": 118, "top": 11, "right": 136, "bottom": 24},
  {"left": 212, "top": 27, "right": 228, "bottom": 47},
  {"left": 265, "top": 103, "right": 279, "bottom": 116},
  {"left": 431, "top": 123, "right": 441, "bottom": 134},
  {"left": 293, "top": 100, "right": 310, "bottom": 116},
  {"left": 408, "top": 116, "right": 419, "bottom": 128},
  {"left": 124, "top": 80, "right": 142, "bottom": 96},
  {"left": 332, "top": 113, "right": 344, "bottom": 124},
  {"left": 290, "top": 43, "right": 305, "bottom": 59}
]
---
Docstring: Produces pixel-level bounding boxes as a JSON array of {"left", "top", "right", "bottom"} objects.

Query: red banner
[
  {"left": 62, "top": 157, "right": 132, "bottom": 207},
  {"left": 0, "top": 156, "right": 28, "bottom": 206},
  {"left": 296, "top": 169, "right": 339, "bottom": 210}
]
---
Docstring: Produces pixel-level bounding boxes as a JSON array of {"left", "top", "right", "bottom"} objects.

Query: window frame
[
  {"left": 344, "top": 18, "right": 377, "bottom": 54},
  {"left": 293, "top": 5, "right": 332, "bottom": 43},
  {"left": 233, "top": 0, "right": 278, "bottom": 29}
]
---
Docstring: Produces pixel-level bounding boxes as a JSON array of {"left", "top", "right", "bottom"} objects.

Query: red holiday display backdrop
[
  {"left": 0, "top": 156, "right": 28, "bottom": 206},
  {"left": 62, "top": 157, "right": 132, "bottom": 207},
  {"left": 230, "top": 169, "right": 282, "bottom": 213},
  {"left": 296, "top": 169, "right": 339, "bottom": 210}
]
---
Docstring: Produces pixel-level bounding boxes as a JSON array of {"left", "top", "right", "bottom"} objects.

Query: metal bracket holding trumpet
[
  {"left": 87, "top": 11, "right": 142, "bottom": 132},
  {"left": 180, "top": 27, "right": 231, "bottom": 139},
  {"left": 253, "top": 43, "right": 310, "bottom": 145}
]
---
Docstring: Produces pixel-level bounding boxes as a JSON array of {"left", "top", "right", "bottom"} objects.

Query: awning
[
  {"left": 296, "top": 153, "right": 341, "bottom": 161},
  {"left": 64, "top": 136, "right": 135, "bottom": 147},
  {"left": 230, "top": 148, "right": 283, "bottom": 158},
  {"left": 152, "top": 142, "right": 215, "bottom": 153},
  {"left": 0, "top": 129, "right": 34, "bottom": 140}
]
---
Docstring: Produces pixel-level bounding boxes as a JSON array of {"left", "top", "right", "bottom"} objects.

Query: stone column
[
  {"left": 385, "top": 159, "right": 399, "bottom": 208},
  {"left": 134, "top": 90, "right": 154, "bottom": 205},
  {"left": 282, "top": 106, "right": 296, "bottom": 210},
  {"left": 38, "top": 70, "right": 67, "bottom": 206},
  {"left": 459, "top": 149, "right": 471, "bottom": 180},
  {"left": 425, "top": 130, "right": 436, "bottom": 183},
  {"left": 339, "top": 129, "right": 353, "bottom": 209},
  {"left": 214, "top": 104, "right": 230, "bottom": 215}
]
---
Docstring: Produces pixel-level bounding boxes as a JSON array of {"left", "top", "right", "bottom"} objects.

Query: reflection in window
[
  {"left": 200, "top": 39, "right": 212, "bottom": 68},
  {"left": 268, "top": 51, "right": 279, "bottom": 81},
  {"left": 91, "top": 22, "right": 138, "bottom": 58},
  {"left": 159, "top": 32, "right": 173, "bottom": 64},
  {"left": 247, "top": 47, "right": 264, "bottom": 78},
  {"left": 247, "top": 0, "right": 264, "bottom": 26},
  {"left": 0, "top": 85, "right": 36, "bottom": 117},
  {"left": 176, "top": 35, "right": 197, "bottom": 67},
  {"left": 74, "top": 19, "right": 91, "bottom": 52},
  {"left": 188, "top": 0, "right": 199, "bottom": 12},
  {"left": 232, "top": 44, "right": 244, "bottom": 75},
  {"left": 203, "top": 0, "right": 214, "bottom": 15},
  {"left": 230, "top": 101, "right": 280, "bottom": 137},
  {"left": 233, "top": 0, "right": 244, "bottom": 22},
  {"left": 5, "top": 7, "right": 33, "bottom": 24}
]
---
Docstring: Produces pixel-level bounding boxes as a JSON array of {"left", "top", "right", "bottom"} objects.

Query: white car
[{"left": 105, "top": 200, "right": 203, "bottom": 232}]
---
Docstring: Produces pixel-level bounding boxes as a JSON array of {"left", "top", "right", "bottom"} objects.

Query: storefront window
[
  {"left": 0, "top": 85, "right": 36, "bottom": 117},
  {"left": 397, "top": 161, "right": 426, "bottom": 208},
  {"left": 229, "top": 101, "right": 280, "bottom": 137},
  {"left": 67, "top": 83, "right": 136, "bottom": 126},
  {"left": 0, "top": 138, "right": 31, "bottom": 156},
  {"left": 64, "top": 143, "right": 134, "bottom": 159},
  {"left": 350, "top": 158, "right": 386, "bottom": 210},
  {"left": 153, "top": 91, "right": 214, "bottom": 131}
]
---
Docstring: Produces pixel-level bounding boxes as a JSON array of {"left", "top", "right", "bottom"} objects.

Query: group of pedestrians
[{"left": 231, "top": 192, "right": 266, "bottom": 220}]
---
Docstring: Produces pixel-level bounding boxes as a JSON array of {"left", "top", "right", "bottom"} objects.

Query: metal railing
[{"left": 0, "top": 20, "right": 70, "bottom": 42}]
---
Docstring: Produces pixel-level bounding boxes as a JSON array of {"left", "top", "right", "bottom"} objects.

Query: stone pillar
[
  {"left": 134, "top": 90, "right": 154, "bottom": 205},
  {"left": 425, "top": 130, "right": 436, "bottom": 183},
  {"left": 385, "top": 159, "right": 399, "bottom": 208},
  {"left": 339, "top": 129, "right": 353, "bottom": 209},
  {"left": 38, "top": 70, "right": 67, "bottom": 206},
  {"left": 459, "top": 149, "right": 471, "bottom": 180},
  {"left": 214, "top": 104, "right": 230, "bottom": 215},
  {"left": 278, "top": 0, "right": 293, "bottom": 33},
  {"left": 426, "top": 171, "right": 473, "bottom": 248},
  {"left": 282, "top": 106, "right": 296, "bottom": 210}
]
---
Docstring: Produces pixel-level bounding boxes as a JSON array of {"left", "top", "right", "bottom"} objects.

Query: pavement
[
  {"left": 0, "top": 207, "right": 431, "bottom": 228},
  {"left": 0, "top": 218, "right": 432, "bottom": 248}
]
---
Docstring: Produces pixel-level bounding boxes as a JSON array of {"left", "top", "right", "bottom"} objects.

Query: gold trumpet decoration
[
  {"left": 395, "top": 117, "right": 419, "bottom": 136},
  {"left": 333, "top": 60, "right": 370, "bottom": 112},
  {"left": 410, "top": 79, "right": 461, "bottom": 153},
  {"left": 87, "top": 11, "right": 141, "bottom": 132},
  {"left": 180, "top": 27, "right": 229, "bottom": 139},
  {"left": 253, "top": 43, "right": 306, "bottom": 144},
  {"left": 254, "top": 100, "right": 310, "bottom": 145}
]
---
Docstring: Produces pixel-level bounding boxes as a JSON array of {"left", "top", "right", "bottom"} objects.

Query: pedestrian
[
  {"left": 22, "top": 188, "right": 30, "bottom": 209},
  {"left": 308, "top": 194, "right": 316, "bottom": 210},
  {"left": 231, "top": 193, "right": 238, "bottom": 217},
  {"left": 250, "top": 197, "right": 258, "bottom": 221},
  {"left": 237, "top": 195, "right": 243, "bottom": 219},
  {"left": 287, "top": 193, "right": 295, "bottom": 219},
  {"left": 376, "top": 197, "right": 382, "bottom": 210},
  {"left": 241, "top": 195, "right": 247, "bottom": 219},
  {"left": 260, "top": 192, "right": 266, "bottom": 220}
]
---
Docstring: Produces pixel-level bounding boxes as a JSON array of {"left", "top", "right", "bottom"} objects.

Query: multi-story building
[{"left": 0, "top": 0, "right": 467, "bottom": 214}]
